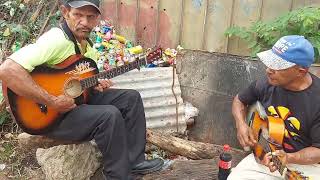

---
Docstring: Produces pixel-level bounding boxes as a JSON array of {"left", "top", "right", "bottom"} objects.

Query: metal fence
[
  {"left": 2, "top": 0, "right": 319, "bottom": 59},
  {"left": 101, "top": 0, "right": 320, "bottom": 56}
]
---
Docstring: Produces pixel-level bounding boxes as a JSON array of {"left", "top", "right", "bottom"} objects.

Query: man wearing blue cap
[
  {"left": 229, "top": 35, "right": 320, "bottom": 179},
  {"left": 0, "top": 0, "right": 163, "bottom": 179}
]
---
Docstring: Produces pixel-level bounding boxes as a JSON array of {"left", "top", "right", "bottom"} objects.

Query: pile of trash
[
  {"left": 93, "top": 20, "right": 180, "bottom": 71},
  {"left": 93, "top": 20, "right": 140, "bottom": 71}
]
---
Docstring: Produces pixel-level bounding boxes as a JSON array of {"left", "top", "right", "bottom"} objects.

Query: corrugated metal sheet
[{"left": 112, "top": 67, "right": 186, "bottom": 133}]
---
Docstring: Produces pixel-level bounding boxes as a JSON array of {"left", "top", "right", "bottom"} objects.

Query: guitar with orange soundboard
[
  {"left": 2, "top": 48, "right": 162, "bottom": 135},
  {"left": 246, "top": 101, "right": 310, "bottom": 180}
]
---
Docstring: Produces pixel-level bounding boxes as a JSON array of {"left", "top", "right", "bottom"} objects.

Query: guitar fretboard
[
  {"left": 80, "top": 56, "right": 146, "bottom": 89},
  {"left": 258, "top": 133, "right": 286, "bottom": 175}
]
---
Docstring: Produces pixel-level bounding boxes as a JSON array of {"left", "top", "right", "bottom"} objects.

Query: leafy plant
[
  {"left": 0, "top": 0, "right": 61, "bottom": 56},
  {"left": 225, "top": 7, "right": 320, "bottom": 62},
  {"left": 0, "top": 109, "right": 10, "bottom": 125},
  {"left": 0, "top": 0, "right": 27, "bottom": 50}
]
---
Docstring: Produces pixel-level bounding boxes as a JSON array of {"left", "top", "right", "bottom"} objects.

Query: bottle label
[{"left": 219, "top": 160, "right": 231, "bottom": 169}]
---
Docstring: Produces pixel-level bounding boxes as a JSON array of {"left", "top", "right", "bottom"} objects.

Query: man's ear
[
  {"left": 60, "top": 5, "right": 70, "bottom": 19},
  {"left": 298, "top": 66, "right": 308, "bottom": 75}
]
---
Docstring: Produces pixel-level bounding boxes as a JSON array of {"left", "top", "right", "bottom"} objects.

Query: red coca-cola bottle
[{"left": 218, "top": 144, "right": 232, "bottom": 180}]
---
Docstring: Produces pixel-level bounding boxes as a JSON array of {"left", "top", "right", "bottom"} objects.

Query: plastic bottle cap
[{"left": 223, "top": 144, "right": 230, "bottom": 151}]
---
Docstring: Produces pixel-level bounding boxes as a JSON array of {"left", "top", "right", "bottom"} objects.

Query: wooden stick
[
  {"left": 17, "top": 129, "right": 247, "bottom": 162},
  {"left": 37, "top": 0, "right": 59, "bottom": 38},
  {"left": 146, "top": 129, "right": 246, "bottom": 160},
  {"left": 30, "top": 0, "right": 46, "bottom": 23}
]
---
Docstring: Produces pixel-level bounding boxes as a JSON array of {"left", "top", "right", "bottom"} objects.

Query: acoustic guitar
[
  {"left": 3, "top": 48, "right": 162, "bottom": 135},
  {"left": 246, "top": 101, "right": 309, "bottom": 180}
]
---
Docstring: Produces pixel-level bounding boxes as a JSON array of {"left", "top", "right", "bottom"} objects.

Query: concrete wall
[
  {"left": 176, "top": 50, "right": 265, "bottom": 148},
  {"left": 177, "top": 50, "right": 320, "bottom": 148}
]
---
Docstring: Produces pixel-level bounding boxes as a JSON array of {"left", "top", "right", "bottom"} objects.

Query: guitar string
[
  {"left": 80, "top": 57, "right": 145, "bottom": 89},
  {"left": 257, "top": 121, "right": 307, "bottom": 179},
  {"left": 79, "top": 51, "right": 161, "bottom": 89},
  {"left": 259, "top": 135, "right": 286, "bottom": 175}
]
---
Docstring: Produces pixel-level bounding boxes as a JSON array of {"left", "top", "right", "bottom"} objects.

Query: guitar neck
[
  {"left": 80, "top": 56, "right": 147, "bottom": 89},
  {"left": 259, "top": 135, "right": 287, "bottom": 175}
]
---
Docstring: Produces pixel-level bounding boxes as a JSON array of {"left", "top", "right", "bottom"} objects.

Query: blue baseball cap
[{"left": 257, "top": 35, "right": 314, "bottom": 70}]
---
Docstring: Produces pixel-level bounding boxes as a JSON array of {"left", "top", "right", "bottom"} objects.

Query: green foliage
[
  {"left": 0, "top": 0, "right": 61, "bottom": 54},
  {"left": 0, "top": 141, "right": 15, "bottom": 162},
  {"left": 225, "top": 7, "right": 320, "bottom": 62},
  {"left": 0, "top": 109, "right": 10, "bottom": 125},
  {"left": 0, "top": 0, "right": 28, "bottom": 50}
]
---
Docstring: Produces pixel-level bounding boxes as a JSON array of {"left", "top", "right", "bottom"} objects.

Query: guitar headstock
[
  {"left": 286, "top": 169, "right": 309, "bottom": 180},
  {"left": 146, "top": 47, "right": 162, "bottom": 64}
]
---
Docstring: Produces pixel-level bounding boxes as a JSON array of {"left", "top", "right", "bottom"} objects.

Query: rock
[
  {"left": 17, "top": 133, "right": 32, "bottom": 144},
  {"left": 17, "top": 133, "right": 79, "bottom": 153},
  {"left": 0, "top": 147, "right": 5, "bottom": 152},
  {"left": 24, "top": 167, "right": 45, "bottom": 180},
  {"left": 0, "top": 164, "right": 6, "bottom": 171},
  {"left": 184, "top": 102, "right": 199, "bottom": 120},
  {"left": 17, "top": 132, "right": 71, "bottom": 147},
  {"left": 17, "top": 132, "right": 32, "bottom": 139},
  {"left": 4, "top": 133, "right": 13, "bottom": 139},
  {"left": 36, "top": 143, "right": 102, "bottom": 180}
]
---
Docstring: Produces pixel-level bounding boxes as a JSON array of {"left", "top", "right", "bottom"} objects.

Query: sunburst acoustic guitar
[
  {"left": 246, "top": 101, "right": 310, "bottom": 180},
  {"left": 2, "top": 48, "right": 162, "bottom": 135}
]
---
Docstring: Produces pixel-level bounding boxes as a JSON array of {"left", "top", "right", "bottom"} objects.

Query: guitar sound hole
[
  {"left": 37, "top": 103, "right": 48, "bottom": 114},
  {"left": 64, "top": 78, "right": 82, "bottom": 98}
]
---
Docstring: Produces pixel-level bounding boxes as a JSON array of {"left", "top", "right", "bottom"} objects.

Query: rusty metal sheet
[
  {"left": 204, "top": 0, "right": 234, "bottom": 53},
  {"left": 102, "top": 0, "right": 118, "bottom": 26},
  {"left": 157, "top": 0, "right": 183, "bottom": 49},
  {"left": 260, "top": 0, "right": 292, "bottom": 21},
  {"left": 137, "top": 0, "right": 159, "bottom": 48},
  {"left": 227, "top": 0, "right": 263, "bottom": 56},
  {"left": 180, "top": 0, "right": 208, "bottom": 50},
  {"left": 118, "top": 0, "right": 138, "bottom": 44}
]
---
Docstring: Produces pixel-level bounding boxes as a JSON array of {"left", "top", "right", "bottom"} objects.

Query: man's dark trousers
[{"left": 45, "top": 89, "right": 147, "bottom": 180}]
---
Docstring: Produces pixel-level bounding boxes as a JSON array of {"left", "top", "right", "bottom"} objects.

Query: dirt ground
[
  {"left": 0, "top": 130, "right": 182, "bottom": 180},
  {"left": 0, "top": 133, "right": 44, "bottom": 180},
  {"left": 0, "top": 120, "right": 243, "bottom": 180}
]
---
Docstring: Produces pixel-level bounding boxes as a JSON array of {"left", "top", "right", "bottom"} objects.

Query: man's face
[
  {"left": 62, "top": 5, "right": 100, "bottom": 41},
  {"left": 265, "top": 65, "right": 303, "bottom": 87}
]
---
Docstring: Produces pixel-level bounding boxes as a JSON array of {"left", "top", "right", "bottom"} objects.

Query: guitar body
[
  {"left": 3, "top": 57, "right": 98, "bottom": 135},
  {"left": 247, "top": 102, "right": 309, "bottom": 179},
  {"left": 249, "top": 111, "right": 285, "bottom": 161}
]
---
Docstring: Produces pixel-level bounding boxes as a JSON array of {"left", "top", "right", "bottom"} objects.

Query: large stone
[
  {"left": 36, "top": 143, "right": 102, "bottom": 180},
  {"left": 17, "top": 133, "right": 78, "bottom": 151}
]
